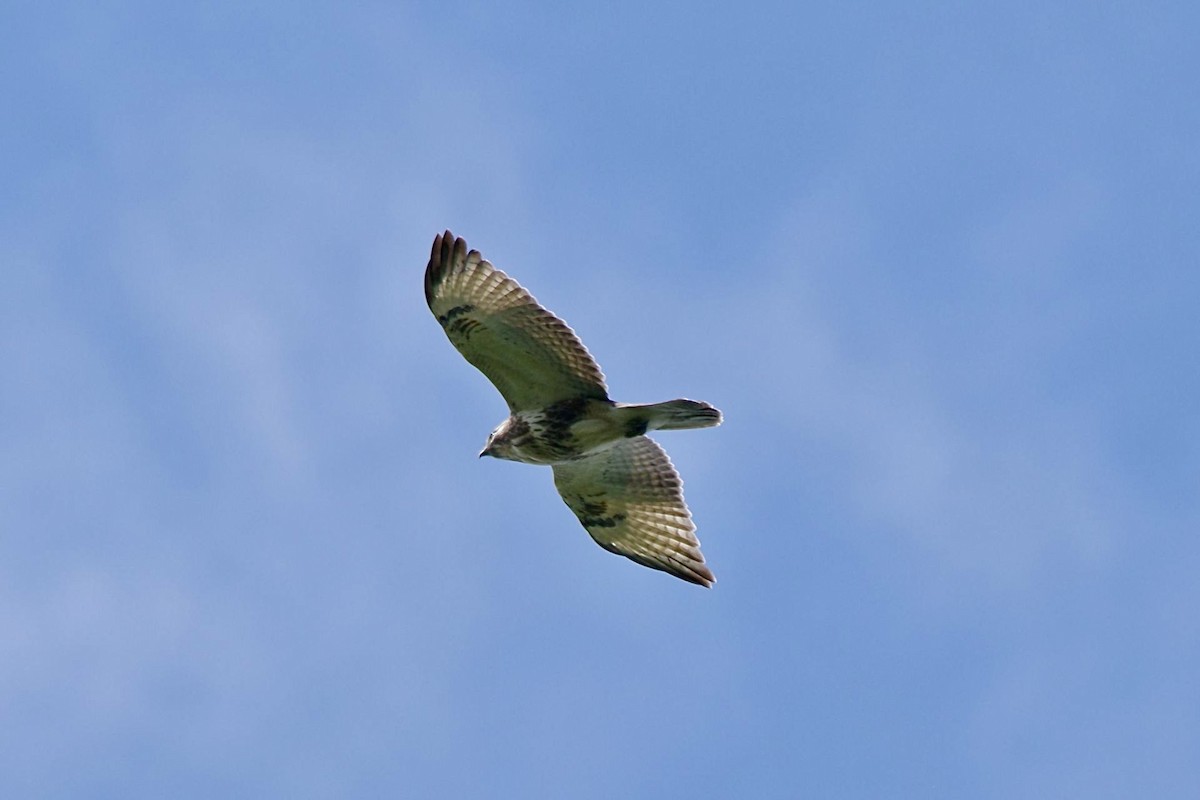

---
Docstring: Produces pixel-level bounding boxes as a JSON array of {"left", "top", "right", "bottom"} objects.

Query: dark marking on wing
[
  {"left": 575, "top": 496, "right": 607, "bottom": 517},
  {"left": 436, "top": 303, "right": 475, "bottom": 327},
  {"left": 623, "top": 417, "right": 648, "bottom": 437},
  {"left": 582, "top": 513, "right": 627, "bottom": 528},
  {"left": 568, "top": 494, "right": 627, "bottom": 529},
  {"left": 446, "top": 316, "right": 484, "bottom": 340}
]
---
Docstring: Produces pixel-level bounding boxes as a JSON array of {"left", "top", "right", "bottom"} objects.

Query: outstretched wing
[
  {"left": 552, "top": 436, "right": 715, "bottom": 587},
  {"left": 425, "top": 231, "right": 608, "bottom": 412}
]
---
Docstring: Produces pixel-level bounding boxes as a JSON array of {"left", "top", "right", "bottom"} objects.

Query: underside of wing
[
  {"left": 551, "top": 437, "right": 715, "bottom": 587},
  {"left": 425, "top": 231, "right": 608, "bottom": 411}
]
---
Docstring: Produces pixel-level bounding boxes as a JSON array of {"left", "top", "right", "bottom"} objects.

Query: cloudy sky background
[{"left": 5, "top": 2, "right": 1199, "bottom": 796}]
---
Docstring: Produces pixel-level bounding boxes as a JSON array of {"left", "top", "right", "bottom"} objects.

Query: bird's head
[{"left": 479, "top": 419, "right": 519, "bottom": 460}]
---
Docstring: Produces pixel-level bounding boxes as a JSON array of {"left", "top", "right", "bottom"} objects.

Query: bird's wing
[
  {"left": 425, "top": 231, "right": 608, "bottom": 412},
  {"left": 552, "top": 436, "right": 715, "bottom": 587}
]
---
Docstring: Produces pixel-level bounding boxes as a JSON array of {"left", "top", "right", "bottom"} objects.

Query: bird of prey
[{"left": 425, "top": 231, "right": 722, "bottom": 587}]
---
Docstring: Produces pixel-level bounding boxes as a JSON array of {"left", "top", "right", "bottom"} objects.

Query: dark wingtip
[
  {"left": 626, "top": 551, "right": 715, "bottom": 588},
  {"left": 424, "top": 229, "right": 469, "bottom": 307},
  {"left": 688, "top": 565, "right": 716, "bottom": 588},
  {"left": 665, "top": 563, "right": 715, "bottom": 588},
  {"left": 671, "top": 547, "right": 716, "bottom": 587}
]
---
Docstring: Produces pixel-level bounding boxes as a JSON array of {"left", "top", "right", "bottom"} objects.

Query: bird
[{"left": 424, "top": 231, "right": 722, "bottom": 587}]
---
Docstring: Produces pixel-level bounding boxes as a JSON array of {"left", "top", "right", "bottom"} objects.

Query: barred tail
[{"left": 618, "top": 399, "right": 722, "bottom": 434}]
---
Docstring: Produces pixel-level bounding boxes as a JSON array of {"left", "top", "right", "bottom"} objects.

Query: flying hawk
[{"left": 425, "top": 231, "right": 722, "bottom": 587}]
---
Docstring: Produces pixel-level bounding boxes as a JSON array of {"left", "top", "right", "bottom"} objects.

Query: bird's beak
[{"left": 478, "top": 447, "right": 490, "bottom": 459}]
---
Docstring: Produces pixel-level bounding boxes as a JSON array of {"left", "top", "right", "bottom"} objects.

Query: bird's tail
[{"left": 617, "top": 399, "right": 722, "bottom": 433}]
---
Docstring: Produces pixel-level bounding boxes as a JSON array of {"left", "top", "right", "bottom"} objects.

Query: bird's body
[
  {"left": 483, "top": 397, "right": 720, "bottom": 465},
  {"left": 483, "top": 397, "right": 618, "bottom": 465},
  {"left": 424, "top": 231, "right": 721, "bottom": 586}
]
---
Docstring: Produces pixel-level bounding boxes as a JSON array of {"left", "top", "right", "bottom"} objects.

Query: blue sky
[{"left": 4, "top": 1, "right": 1199, "bottom": 796}]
